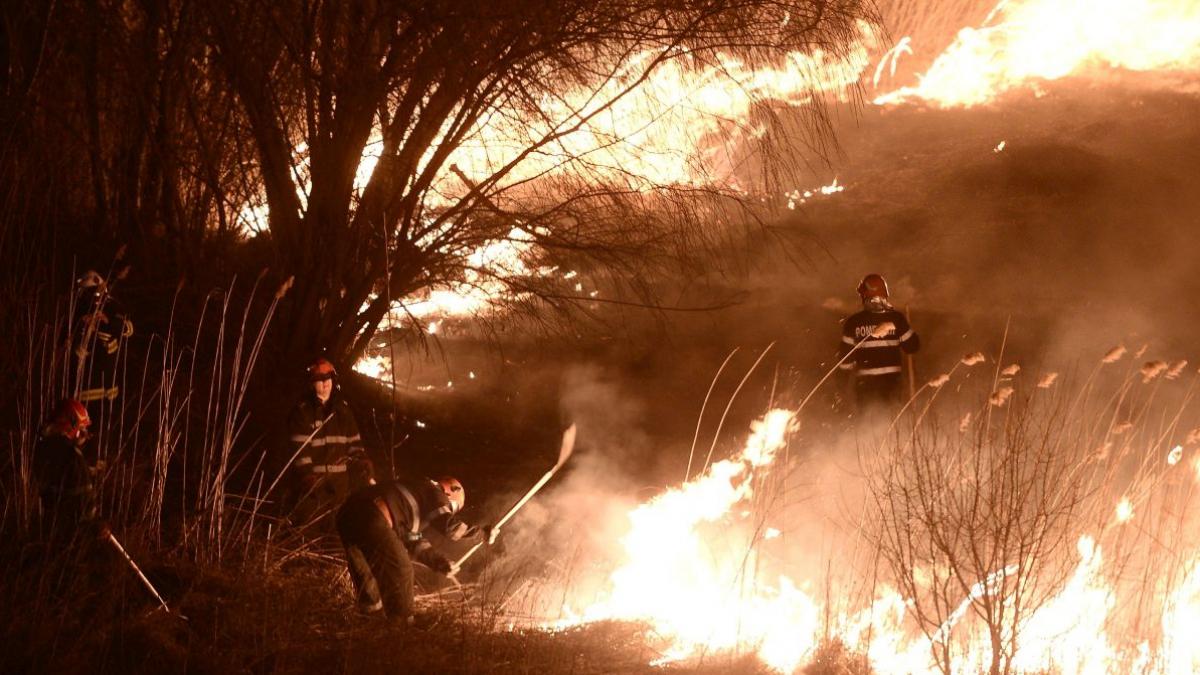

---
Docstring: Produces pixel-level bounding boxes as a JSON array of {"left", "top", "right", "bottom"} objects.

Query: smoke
[
  {"left": 558, "top": 364, "right": 654, "bottom": 474},
  {"left": 474, "top": 364, "right": 658, "bottom": 616},
  {"left": 732, "top": 79, "right": 1200, "bottom": 384},
  {"left": 437, "top": 62, "right": 1200, "bottom": 669},
  {"left": 477, "top": 352, "right": 896, "bottom": 629}
]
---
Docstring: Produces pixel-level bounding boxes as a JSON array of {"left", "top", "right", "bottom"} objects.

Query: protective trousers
[
  {"left": 855, "top": 373, "right": 903, "bottom": 411},
  {"left": 336, "top": 493, "right": 414, "bottom": 619}
]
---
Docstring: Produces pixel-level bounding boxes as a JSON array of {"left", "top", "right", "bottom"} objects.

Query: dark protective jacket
[
  {"left": 336, "top": 478, "right": 482, "bottom": 618},
  {"left": 287, "top": 390, "right": 367, "bottom": 481},
  {"left": 838, "top": 306, "right": 920, "bottom": 377},
  {"left": 73, "top": 292, "right": 133, "bottom": 403},
  {"left": 33, "top": 433, "right": 99, "bottom": 535},
  {"left": 285, "top": 390, "right": 370, "bottom": 522},
  {"left": 366, "top": 479, "right": 481, "bottom": 567}
]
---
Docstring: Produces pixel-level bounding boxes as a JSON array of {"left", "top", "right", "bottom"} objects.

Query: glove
[
  {"left": 447, "top": 522, "right": 470, "bottom": 541},
  {"left": 483, "top": 524, "right": 500, "bottom": 546}
]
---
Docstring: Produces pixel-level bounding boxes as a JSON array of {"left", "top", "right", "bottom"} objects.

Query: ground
[{"left": 3, "top": 548, "right": 797, "bottom": 674}]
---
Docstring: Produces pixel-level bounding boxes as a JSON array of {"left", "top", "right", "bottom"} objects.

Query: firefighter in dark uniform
[
  {"left": 72, "top": 270, "right": 133, "bottom": 405},
  {"left": 336, "top": 476, "right": 496, "bottom": 625},
  {"left": 285, "top": 357, "right": 372, "bottom": 527},
  {"left": 33, "top": 399, "right": 106, "bottom": 542},
  {"left": 838, "top": 274, "right": 920, "bottom": 410}
]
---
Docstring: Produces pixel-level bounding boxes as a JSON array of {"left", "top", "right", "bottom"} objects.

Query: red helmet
[
  {"left": 436, "top": 476, "right": 465, "bottom": 513},
  {"left": 308, "top": 357, "right": 337, "bottom": 382},
  {"left": 52, "top": 399, "right": 91, "bottom": 440},
  {"left": 857, "top": 274, "right": 889, "bottom": 300}
]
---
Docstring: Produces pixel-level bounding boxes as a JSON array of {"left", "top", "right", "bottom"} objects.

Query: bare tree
[
  {"left": 199, "top": 0, "right": 877, "bottom": 366},
  {"left": 868, "top": 387, "right": 1091, "bottom": 675}
]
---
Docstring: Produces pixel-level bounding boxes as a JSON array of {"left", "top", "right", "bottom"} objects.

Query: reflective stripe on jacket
[
  {"left": 838, "top": 307, "right": 919, "bottom": 376},
  {"left": 287, "top": 392, "right": 366, "bottom": 475},
  {"left": 370, "top": 479, "right": 473, "bottom": 548}
]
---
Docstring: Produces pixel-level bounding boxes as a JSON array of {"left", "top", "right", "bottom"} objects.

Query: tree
[
  {"left": 200, "top": 0, "right": 877, "bottom": 367},
  {"left": 868, "top": 385, "right": 1091, "bottom": 675}
]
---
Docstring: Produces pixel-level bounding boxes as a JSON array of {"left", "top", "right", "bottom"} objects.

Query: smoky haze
[{"left": 457, "top": 73, "right": 1200, "bottom": 636}]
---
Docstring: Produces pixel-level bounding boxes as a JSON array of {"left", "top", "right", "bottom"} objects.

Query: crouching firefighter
[
  {"left": 33, "top": 399, "right": 107, "bottom": 544},
  {"left": 336, "top": 476, "right": 496, "bottom": 626}
]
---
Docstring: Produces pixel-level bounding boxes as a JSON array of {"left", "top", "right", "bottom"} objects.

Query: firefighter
[
  {"left": 72, "top": 270, "right": 133, "bottom": 405},
  {"left": 838, "top": 274, "right": 920, "bottom": 410},
  {"left": 33, "top": 399, "right": 106, "bottom": 541},
  {"left": 336, "top": 476, "right": 495, "bottom": 625},
  {"left": 285, "top": 357, "right": 372, "bottom": 527}
]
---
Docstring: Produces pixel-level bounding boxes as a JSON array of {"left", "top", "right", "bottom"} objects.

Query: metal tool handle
[{"left": 454, "top": 424, "right": 576, "bottom": 569}]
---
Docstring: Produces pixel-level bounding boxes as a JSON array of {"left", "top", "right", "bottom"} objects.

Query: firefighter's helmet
[
  {"left": 52, "top": 399, "right": 91, "bottom": 440},
  {"left": 857, "top": 273, "right": 889, "bottom": 300},
  {"left": 308, "top": 357, "right": 337, "bottom": 382},
  {"left": 76, "top": 270, "right": 106, "bottom": 290},
  {"left": 436, "top": 476, "right": 465, "bottom": 513}
]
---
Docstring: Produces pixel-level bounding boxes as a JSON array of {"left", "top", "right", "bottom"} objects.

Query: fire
[
  {"left": 518, "top": 366, "right": 1200, "bottom": 674},
  {"left": 875, "top": 0, "right": 1200, "bottom": 107},
  {"left": 352, "top": 354, "right": 391, "bottom": 381},
  {"left": 439, "top": 28, "right": 875, "bottom": 196},
  {"left": 569, "top": 409, "right": 811, "bottom": 669},
  {"left": 1163, "top": 560, "right": 1200, "bottom": 673},
  {"left": 1116, "top": 497, "right": 1135, "bottom": 523},
  {"left": 786, "top": 177, "right": 845, "bottom": 209},
  {"left": 1009, "top": 536, "right": 1115, "bottom": 675}
]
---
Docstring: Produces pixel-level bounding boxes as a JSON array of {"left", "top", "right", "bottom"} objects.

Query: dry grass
[{"left": 862, "top": 342, "right": 1200, "bottom": 674}]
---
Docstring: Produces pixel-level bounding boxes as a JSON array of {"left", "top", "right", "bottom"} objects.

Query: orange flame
[
  {"left": 570, "top": 409, "right": 813, "bottom": 670},
  {"left": 875, "top": 0, "right": 1200, "bottom": 107}
]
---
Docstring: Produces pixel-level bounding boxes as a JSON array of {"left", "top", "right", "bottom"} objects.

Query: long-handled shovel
[
  {"left": 107, "top": 532, "right": 187, "bottom": 620},
  {"left": 454, "top": 424, "right": 577, "bottom": 570}
]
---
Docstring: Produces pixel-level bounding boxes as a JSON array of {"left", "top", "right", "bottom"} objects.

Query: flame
[
  {"left": 521, "top": 393, "right": 1200, "bottom": 673},
  {"left": 876, "top": 0, "right": 1200, "bottom": 108},
  {"left": 570, "top": 409, "right": 808, "bottom": 668},
  {"left": 1162, "top": 560, "right": 1200, "bottom": 673},
  {"left": 352, "top": 353, "right": 392, "bottom": 381},
  {"left": 1116, "top": 497, "right": 1135, "bottom": 523},
  {"left": 252, "top": 26, "right": 876, "bottom": 371},
  {"left": 786, "top": 177, "right": 845, "bottom": 209},
  {"left": 441, "top": 29, "right": 874, "bottom": 195},
  {"left": 1009, "top": 536, "right": 1116, "bottom": 675}
]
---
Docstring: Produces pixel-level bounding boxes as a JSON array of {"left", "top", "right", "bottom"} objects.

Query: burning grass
[
  {"left": 6, "top": 275, "right": 1200, "bottom": 674},
  {"left": 5, "top": 256, "right": 1200, "bottom": 674},
  {"left": 472, "top": 343, "right": 1200, "bottom": 675}
]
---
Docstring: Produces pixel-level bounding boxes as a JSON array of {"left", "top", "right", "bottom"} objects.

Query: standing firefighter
[
  {"left": 72, "top": 270, "right": 133, "bottom": 405},
  {"left": 838, "top": 274, "right": 920, "bottom": 409},
  {"left": 33, "top": 399, "right": 105, "bottom": 540},
  {"left": 336, "top": 476, "right": 494, "bottom": 626},
  {"left": 285, "top": 358, "right": 372, "bottom": 527}
]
